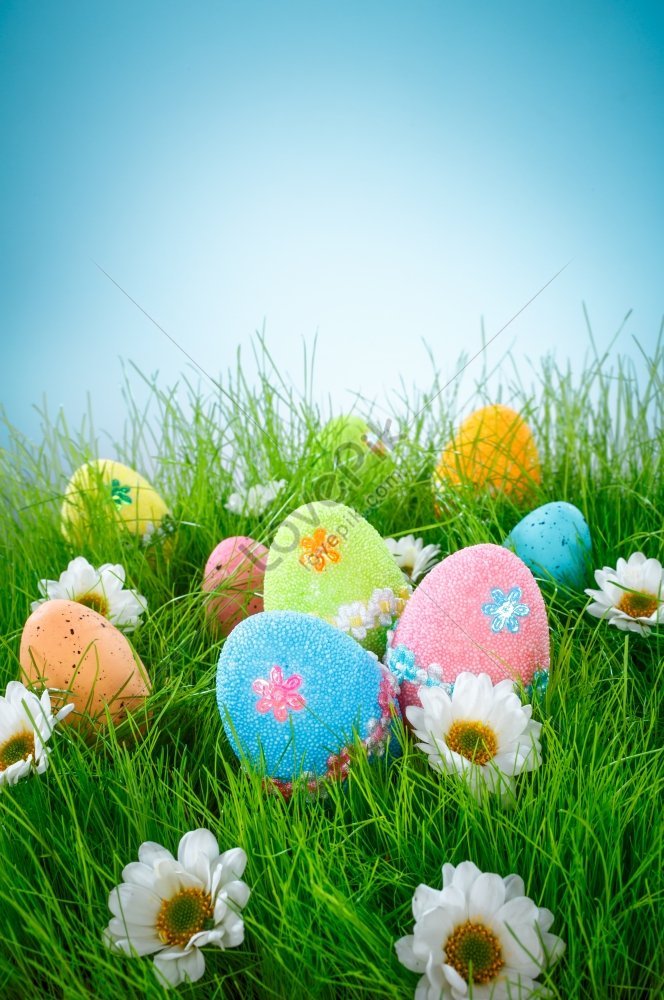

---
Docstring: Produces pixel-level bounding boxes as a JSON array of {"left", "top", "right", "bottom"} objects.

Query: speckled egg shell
[
  {"left": 20, "top": 599, "right": 151, "bottom": 733},
  {"left": 389, "top": 543, "right": 550, "bottom": 715},
  {"left": 503, "top": 501, "right": 592, "bottom": 590},
  {"left": 262, "top": 500, "right": 408, "bottom": 655},
  {"left": 434, "top": 404, "right": 541, "bottom": 502},
  {"left": 61, "top": 459, "right": 172, "bottom": 545},
  {"left": 216, "top": 610, "right": 398, "bottom": 786},
  {"left": 203, "top": 536, "right": 268, "bottom": 637}
]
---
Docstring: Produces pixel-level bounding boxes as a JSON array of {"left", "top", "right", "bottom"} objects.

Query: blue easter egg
[
  {"left": 503, "top": 501, "right": 592, "bottom": 590},
  {"left": 216, "top": 611, "right": 399, "bottom": 788}
]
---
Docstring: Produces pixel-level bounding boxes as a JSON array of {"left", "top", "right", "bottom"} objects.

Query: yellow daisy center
[
  {"left": 350, "top": 614, "right": 365, "bottom": 628},
  {"left": 617, "top": 590, "right": 659, "bottom": 620},
  {"left": 0, "top": 730, "right": 35, "bottom": 771},
  {"left": 76, "top": 592, "right": 109, "bottom": 617},
  {"left": 446, "top": 720, "right": 498, "bottom": 766},
  {"left": 156, "top": 889, "right": 214, "bottom": 947},
  {"left": 444, "top": 920, "right": 505, "bottom": 984}
]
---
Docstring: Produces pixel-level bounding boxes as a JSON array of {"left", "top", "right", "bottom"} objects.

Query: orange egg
[
  {"left": 19, "top": 599, "right": 151, "bottom": 734},
  {"left": 434, "top": 404, "right": 541, "bottom": 502}
]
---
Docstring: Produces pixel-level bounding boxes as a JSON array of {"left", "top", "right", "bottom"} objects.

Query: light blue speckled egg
[
  {"left": 503, "top": 501, "right": 592, "bottom": 590},
  {"left": 216, "top": 610, "right": 398, "bottom": 789}
]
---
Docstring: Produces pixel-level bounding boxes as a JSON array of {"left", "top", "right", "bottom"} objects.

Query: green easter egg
[
  {"left": 312, "top": 415, "right": 395, "bottom": 493},
  {"left": 263, "top": 500, "right": 410, "bottom": 655}
]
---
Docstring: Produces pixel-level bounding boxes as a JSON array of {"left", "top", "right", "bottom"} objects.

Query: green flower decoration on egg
[
  {"left": 263, "top": 500, "right": 410, "bottom": 655},
  {"left": 110, "top": 480, "right": 132, "bottom": 507}
]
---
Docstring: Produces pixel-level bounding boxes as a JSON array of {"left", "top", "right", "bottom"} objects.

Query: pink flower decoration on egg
[{"left": 252, "top": 665, "right": 306, "bottom": 722}]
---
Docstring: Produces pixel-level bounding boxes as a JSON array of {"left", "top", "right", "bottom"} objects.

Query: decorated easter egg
[
  {"left": 503, "top": 501, "right": 592, "bottom": 590},
  {"left": 263, "top": 500, "right": 410, "bottom": 655},
  {"left": 61, "top": 459, "right": 173, "bottom": 547},
  {"left": 434, "top": 404, "right": 541, "bottom": 503},
  {"left": 203, "top": 536, "right": 268, "bottom": 637},
  {"left": 312, "top": 415, "right": 395, "bottom": 492},
  {"left": 388, "top": 543, "right": 550, "bottom": 715},
  {"left": 20, "top": 599, "right": 151, "bottom": 733},
  {"left": 216, "top": 610, "right": 399, "bottom": 793}
]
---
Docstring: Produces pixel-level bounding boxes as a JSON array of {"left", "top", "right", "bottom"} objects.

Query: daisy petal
[
  {"left": 177, "top": 829, "right": 220, "bottom": 887},
  {"left": 138, "top": 841, "right": 174, "bottom": 867}
]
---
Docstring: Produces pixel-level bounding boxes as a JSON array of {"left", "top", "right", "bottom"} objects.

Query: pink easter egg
[
  {"left": 388, "top": 543, "right": 550, "bottom": 716},
  {"left": 203, "top": 536, "right": 268, "bottom": 637}
]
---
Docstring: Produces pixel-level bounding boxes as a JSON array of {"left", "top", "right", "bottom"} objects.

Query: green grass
[{"left": 1, "top": 333, "right": 663, "bottom": 999}]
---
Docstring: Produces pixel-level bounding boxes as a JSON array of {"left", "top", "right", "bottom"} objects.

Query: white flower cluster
[
  {"left": 225, "top": 479, "right": 287, "bottom": 516},
  {"left": 394, "top": 668, "right": 559, "bottom": 997},
  {"left": 335, "top": 586, "right": 410, "bottom": 640},
  {"left": 141, "top": 515, "right": 177, "bottom": 549}
]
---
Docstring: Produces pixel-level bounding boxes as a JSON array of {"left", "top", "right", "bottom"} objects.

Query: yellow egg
[
  {"left": 19, "top": 599, "right": 151, "bottom": 734},
  {"left": 434, "top": 404, "right": 541, "bottom": 502},
  {"left": 61, "top": 459, "right": 172, "bottom": 546}
]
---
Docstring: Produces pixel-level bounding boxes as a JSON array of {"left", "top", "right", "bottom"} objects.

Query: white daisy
[
  {"left": 335, "top": 600, "right": 375, "bottom": 640},
  {"left": 225, "top": 479, "right": 287, "bottom": 516},
  {"left": 395, "top": 860, "right": 565, "bottom": 999},
  {"left": 0, "top": 681, "right": 73, "bottom": 787},
  {"left": 584, "top": 551, "right": 664, "bottom": 636},
  {"left": 31, "top": 556, "right": 147, "bottom": 633},
  {"left": 104, "top": 828, "right": 250, "bottom": 989},
  {"left": 406, "top": 673, "right": 542, "bottom": 800},
  {"left": 367, "top": 587, "right": 400, "bottom": 626},
  {"left": 384, "top": 535, "right": 440, "bottom": 583}
]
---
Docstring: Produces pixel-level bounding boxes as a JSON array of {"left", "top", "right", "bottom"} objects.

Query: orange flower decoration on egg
[
  {"left": 299, "top": 528, "right": 342, "bottom": 572},
  {"left": 434, "top": 404, "right": 541, "bottom": 502}
]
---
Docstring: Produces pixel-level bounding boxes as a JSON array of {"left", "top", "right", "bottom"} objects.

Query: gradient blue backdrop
[{"left": 1, "top": 1, "right": 662, "bottom": 445}]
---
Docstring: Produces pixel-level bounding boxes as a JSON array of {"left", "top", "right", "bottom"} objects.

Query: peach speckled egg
[
  {"left": 388, "top": 543, "right": 550, "bottom": 716},
  {"left": 203, "top": 536, "right": 268, "bottom": 637},
  {"left": 19, "top": 599, "right": 151, "bottom": 733},
  {"left": 61, "top": 459, "right": 173, "bottom": 548},
  {"left": 434, "top": 405, "right": 541, "bottom": 503}
]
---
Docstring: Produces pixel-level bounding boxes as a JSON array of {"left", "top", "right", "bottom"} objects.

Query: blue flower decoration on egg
[
  {"left": 386, "top": 644, "right": 418, "bottom": 684},
  {"left": 386, "top": 643, "right": 451, "bottom": 692},
  {"left": 481, "top": 586, "right": 530, "bottom": 634}
]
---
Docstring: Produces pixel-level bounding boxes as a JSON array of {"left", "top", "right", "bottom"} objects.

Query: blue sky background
[{"left": 1, "top": 1, "right": 663, "bottom": 447}]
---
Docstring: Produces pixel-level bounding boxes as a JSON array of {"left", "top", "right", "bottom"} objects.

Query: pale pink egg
[
  {"left": 203, "top": 536, "right": 268, "bottom": 637},
  {"left": 389, "top": 543, "right": 550, "bottom": 716}
]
